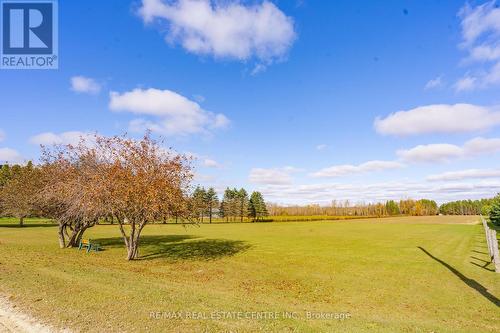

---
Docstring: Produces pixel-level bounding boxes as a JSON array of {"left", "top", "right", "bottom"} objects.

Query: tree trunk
[
  {"left": 126, "top": 223, "right": 145, "bottom": 260},
  {"left": 209, "top": 207, "right": 212, "bottom": 224},
  {"left": 126, "top": 239, "right": 138, "bottom": 260},
  {"left": 75, "top": 227, "right": 87, "bottom": 247},
  {"left": 67, "top": 226, "right": 87, "bottom": 248},
  {"left": 117, "top": 217, "right": 130, "bottom": 251},
  {"left": 57, "top": 222, "right": 66, "bottom": 248},
  {"left": 64, "top": 219, "right": 96, "bottom": 248},
  {"left": 19, "top": 217, "right": 24, "bottom": 227}
]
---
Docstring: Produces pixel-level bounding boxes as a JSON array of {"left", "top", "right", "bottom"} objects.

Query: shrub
[
  {"left": 490, "top": 194, "right": 500, "bottom": 226},
  {"left": 481, "top": 204, "right": 491, "bottom": 217}
]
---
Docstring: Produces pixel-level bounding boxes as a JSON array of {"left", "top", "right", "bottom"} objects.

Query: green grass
[
  {"left": 0, "top": 216, "right": 498, "bottom": 332},
  {"left": 130, "top": 215, "right": 383, "bottom": 223},
  {"left": 0, "top": 217, "right": 55, "bottom": 226}
]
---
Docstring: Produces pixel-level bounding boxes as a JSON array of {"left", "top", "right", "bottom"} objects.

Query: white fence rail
[{"left": 480, "top": 215, "right": 500, "bottom": 273}]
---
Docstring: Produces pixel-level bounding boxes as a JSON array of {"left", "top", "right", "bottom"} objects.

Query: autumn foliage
[
  {"left": 39, "top": 134, "right": 193, "bottom": 259},
  {"left": 0, "top": 162, "right": 43, "bottom": 227}
]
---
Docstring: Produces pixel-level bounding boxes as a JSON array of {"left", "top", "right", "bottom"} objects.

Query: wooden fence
[{"left": 480, "top": 215, "right": 500, "bottom": 273}]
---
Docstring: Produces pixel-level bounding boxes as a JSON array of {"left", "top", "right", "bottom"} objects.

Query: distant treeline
[
  {"left": 438, "top": 198, "right": 495, "bottom": 216},
  {"left": 443, "top": 194, "right": 500, "bottom": 225},
  {"left": 267, "top": 199, "right": 439, "bottom": 217},
  {"left": 268, "top": 196, "right": 500, "bottom": 219}
]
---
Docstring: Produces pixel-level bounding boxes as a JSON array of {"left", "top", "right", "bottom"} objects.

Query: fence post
[
  {"left": 480, "top": 215, "right": 500, "bottom": 273},
  {"left": 487, "top": 229, "right": 493, "bottom": 259},
  {"left": 481, "top": 216, "right": 492, "bottom": 258},
  {"left": 491, "top": 229, "right": 500, "bottom": 273}
]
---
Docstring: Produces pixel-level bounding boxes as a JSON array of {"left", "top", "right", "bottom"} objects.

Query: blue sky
[{"left": 1, "top": 0, "right": 500, "bottom": 204}]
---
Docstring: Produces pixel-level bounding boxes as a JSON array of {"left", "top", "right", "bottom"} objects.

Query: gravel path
[{"left": 0, "top": 297, "right": 56, "bottom": 333}]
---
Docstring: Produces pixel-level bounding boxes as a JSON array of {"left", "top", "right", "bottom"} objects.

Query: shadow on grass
[
  {"left": 470, "top": 261, "right": 495, "bottom": 272},
  {"left": 470, "top": 256, "right": 491, "bottom": 263},
  {"left": 418, "top": 247, "right": 499, "bottom": 307},
  {"left": 96, "top": 235, "right": 251, "bottom": 261},
  {"left": 469, "top": 255, "right": 495, "bottom": 272}
]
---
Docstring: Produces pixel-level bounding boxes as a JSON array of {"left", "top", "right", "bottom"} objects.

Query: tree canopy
[
  {"left": 489, "top": 194, "right": 500, "bottom": 226},
  {"left": 0, "top": 162, "right": 42, "bottom": 227},
  {"left": 248, "top": 191, "right": 268, "bottom": 221},
  {"left": 39, "top": 133, "right": 193, "bottom": 259}
]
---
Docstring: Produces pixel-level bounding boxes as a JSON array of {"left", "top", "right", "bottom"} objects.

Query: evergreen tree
[
  {"left": 218, "top": 200, "right": 225, "bottom": 220},
  {"left": 192, "top": 186, "right": 207, "bottom": 222},
  {"left": 385, "top": 200, "right": 400, "bottom": 216},
  {"left": 439, "top": 198, "right": 493, "bottom": 215},
  {"left": 490, "top": 194, "right": 500, "bottom": 226},
  {"left": 237, "top": 188, "right": 249, "bottom": 222},
  {"left": 481, "top": 204, "right": 492, "bottom": 216},
  {"left": 248, "top": 191, "right": 268, "bottom": 221},
  {"left": 205, "top": 187, "right": 219, "bottom": 224},
  {"left": 221, "top": 188, "right": 238, "bottom": 222},
  {"left": 230, "top": 188, "right": 239, "bottom": 221}
]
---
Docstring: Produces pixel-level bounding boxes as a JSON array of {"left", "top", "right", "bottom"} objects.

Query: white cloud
[
  {"left": 0, "top": 148, "right": 24, "bottom": 164},
  {"left": 484, "top": 61, "right": 500, "bottom": 85},
  {"left": 0, "top": 130, "right": 5, "bottom": 142},
  {"left": 282, "top": 166, "right": 303, "bottom": 173},
  {"left": 469, "top": 44, "right": 500, "bottom": 62},
  {"left": 251, "top": 63, "right": 267, "bottom": 75},
  {"left": 249, "top": 166, "right": 299, "bottom": 185},
  {"left": 29, "top": 131, "right": 93, "bottom": 146},
  {"left": 311, "top": 160, "right": 404, "bottom": 178},
  {"left": 70, "top": 76, "right": 101, "bottom": 94},
  {"left": 454, "top": 66, "right": 500, "bottom": 92},
  {"left": 256, "top": 180, "right": 500, "bottom": 205},
  {"left": 397, "top": 144, "right": 464, "bottom": 163},
  {"left": 464, "top": 137, "right": 500, "bottom": 154},
  {"left": 316, "top": 144, "right": 327, "bottom": 151},
  {"left": 138, "top": 0, "right": 296, "bottom": 63},
  {"left": 419, "top": 181, "right": 500, "bottom": 196},
  {"left": 374, "top": 103, "right": 500, "bottom": 136},
  {"left": 424, "top": 76, "right": 444, "bottom": 90},
  {"left": 109, "top": 88, "right": 229, "bottom": 136},
  {"left": 203, "top": 158, "right": 220, "bottom": 168},
  {"left": 427, "top": 169, "right": 500, "bottom": 181},
  {"left": 459, "top": 1, "right": 500, "bottom": 47},
  {"left": 398, "top": 137, "right": 500, "bottom": 163},
  {"left": 453, "top": 76, "right": 477, "bottom": 92},
  {"left": 455, "top": 1, "right": 500, "bottom": 91},
  {"left": 175, "top": 151, "right": 222, "bottom": 169},
  {"left": 193, "top": 172, "right": 215, "bottom": 182}
]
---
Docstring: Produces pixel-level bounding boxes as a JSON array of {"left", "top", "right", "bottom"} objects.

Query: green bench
[{"left": 78, "top": 239, "right": 101, "bottom": 253}]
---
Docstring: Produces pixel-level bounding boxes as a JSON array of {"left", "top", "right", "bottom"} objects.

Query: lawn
[{"left": 0, "top": 216, "right": 498, "bottom": 332}]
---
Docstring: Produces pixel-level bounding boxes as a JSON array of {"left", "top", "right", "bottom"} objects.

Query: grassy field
[
  {"left": 0, "top": 216, "right": 498, "bottom": 332},
  {"left": 120, "top": 215, "right": 381, "bottom": 223}
]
